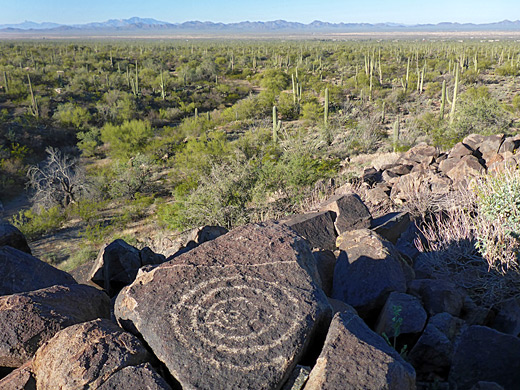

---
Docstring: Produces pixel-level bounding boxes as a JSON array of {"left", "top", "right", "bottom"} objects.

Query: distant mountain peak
[{"left": 2, "top": 18, "right": 520, "bottom": 34}]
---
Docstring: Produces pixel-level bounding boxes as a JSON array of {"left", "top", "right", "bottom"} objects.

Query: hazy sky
[{"left": 0, "top": 0, "right": 518, "bottom": 25}]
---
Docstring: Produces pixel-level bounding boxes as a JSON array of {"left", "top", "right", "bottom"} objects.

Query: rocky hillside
[{"left": 1, "top": 134, "right": 520, "bottom": 390}]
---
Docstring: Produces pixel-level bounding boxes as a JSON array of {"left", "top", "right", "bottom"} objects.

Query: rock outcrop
[{"left": 115, "top": 222, "right": 331, "bottom": 390}]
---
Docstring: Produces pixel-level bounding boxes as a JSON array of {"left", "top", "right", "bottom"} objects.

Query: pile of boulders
[{"left": 1, "top": 134, "right": 519, "bottom": 390}]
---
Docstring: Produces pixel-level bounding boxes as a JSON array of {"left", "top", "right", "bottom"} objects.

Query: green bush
[
  {"left": 53, "top": 103, "right": 92, "bottom": 129},
  {"left": 101, "top": 119, "right": 153, "bottom": 158},
  {"left": 10, "top": 207, "right": 65, "bottom": 240}
]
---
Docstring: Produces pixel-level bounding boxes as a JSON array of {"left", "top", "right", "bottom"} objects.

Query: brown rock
[
  {"left": 115, "top": 222, "right": 331, "bottom": 390},
  {"left": 0, "top": 360, "right": 35, "bottom": 390},
  {"left": 375, "top": 292, "right": 427, "bottom": 337},
  {"left": 97, "top": 363, "right": 171, "bottom": 390},
  {"left": 478, "top": 134, "right": 505, "bottom": 156},
  {"left": 33, "top": 319, "right": 151, "bottom": 390},
  {"left": 371, "top": 211, "right": 410, "bottom": 244},
  {"left": 400, "top": 143, "right": 439, "bottom": 165},
  {"left": 333, "top": 229, "right": 407, "bottom": 319},
  {"left": 463, "top": 134, "right": 485, "bottom": 151},
  {"left": 187, "top": 225, "right": 228, "bottom": 244},
  {"left": 90, "top": 239, "right": 165, "bottom": 296},
  {"left": 0, "top": 224, "right": 31, "bottom": 254},
  {"left": 283, "top": 211, "right": 337, "bottom": 251},
  {"left": 303, "top": 311, "right": 416, "bottom": 390},
  {"left": 438, "top": 157, "right": 460, "bottom": 174},
  {"left": 445, "top": 155, "right": 485, "bottom": 185},
  {"left": 449, "top": 325, "right": 520, "bottom": 390},
  {"left": 448, "top": 142, "right": 474, "bottom": 159},
  {"left": 0, "top": 284, "right": 110, "bottom": 368},
  {"left": 313, "top": 250, "right": 336, "bottom": 297},
  {"left": 319, "top": 193, "right": 372, "bottom": 235},
  {"left": 408, "top": 279, "right": 466, "bottom": 317},
  {"left": 0, "top": 246, "right": 76, "bottom": 295}
]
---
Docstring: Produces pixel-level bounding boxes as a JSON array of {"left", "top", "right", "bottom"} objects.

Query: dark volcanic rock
[
  {"left": 33, "top": 319, "right": 151, "bottom": 390},
  {"left": 89, "top": 239, "right": 165, "bottom": 296},
  {"left": 115, "top": 222, "right": 331, "bottom": 390},
  {"left": 449, "top": 325, "right": 520, "bottom": 390},
  {"left": 0, "top": 284, "right": 110, "bottom": 368},
  {"left": 375, "top": 292, "right": 427, "bottom": 337},
  {"left": 312, "top": 250, "right": 336, "bottom": 297},
  {"left": 282, "top": 211, "right": 337, "bottom": 251},
  {"left": 408, "top": 279, "right": 466, "bottom": 317},
  {"left": 490, "top": 296, "right": 520, "bottom": 336},
  {"left": 0, "top": 224, "right": 31, "bottom": 254},
  {"left": 409, "top": 312, "right": 466, "bottom": 381},
  {"left": 319, "top": 193, "right": 372, "bottom": 234},
  {"left": 97, "top": 363, "right": 172, "bottom": 390},
  {"left": 0, "top": 246, "right": 76, "bottom": 295},
  {"left": 303, "top": 311, "right": 415, "bottom": 390},
  {"left": 332, "top": 229, "right": 407, "bottom": 319},
  {"left": 371, "top": 211, "right": 410, "bottom": 244}
]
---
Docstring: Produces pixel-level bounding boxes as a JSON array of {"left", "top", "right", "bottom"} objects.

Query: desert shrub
[
  {"left": 10, "top": 206, "right": 65, "bottom": 240},
  {"left": 301, "top": 101, "right": 322, "bottom": 123},
  {"left": 416, "top": 167, "right": 520, "bottom": 306},
  {"left": 101, "top": 119, "right": 153, "bottom": 158},
  {"left": 77, "top": 128, "right": 101, "bottom": 157},
  {"left": 495, "top": 63, "right": 519, "bottom": 77},
  {"left": 53, "top": 103, "right": 92, "bottom": 129},
  {"left": 449, "top": 89, "right": 511, "bottom": 142},
  {"left": 108, "top": 154, "right": 155, "bottom": 199}
]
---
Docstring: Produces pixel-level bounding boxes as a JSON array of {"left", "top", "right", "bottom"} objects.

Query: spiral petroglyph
[{"left": 170, "top": 275, "right": 304, "bottom": 371}]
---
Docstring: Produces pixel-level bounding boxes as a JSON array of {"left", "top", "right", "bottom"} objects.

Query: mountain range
[{"left": 2, "top": 17, "right": 520, "bottom": 34}]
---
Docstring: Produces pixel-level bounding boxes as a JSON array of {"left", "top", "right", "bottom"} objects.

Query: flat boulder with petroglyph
[{"left": 115, "top": 222, "right": 331, "bottom": 390}]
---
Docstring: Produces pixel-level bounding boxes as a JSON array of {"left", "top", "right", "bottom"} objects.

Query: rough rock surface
[
  {"left": 332, "top": 229, "right": 407, "bottom": 319},
  {"left": 490, "top": 296, "right": 520, "bottom": 336},
  {"left": 115, "top": 222, "right": 331, "bottom": 390},
  {"left": 312, "top": 250, "right": 336, "bottom": 297},
  {"left": 0, "top": 360, "right": 35, "bottom": 390},
  {"left": 371, "top": 211, "right": 410, "bottom": 244},
  {"left": 0, "top": 284, "right": 110, "bottom": 368},
  {"left": 282, "top": 211, "right": 337, "bottom": 251},
  {"left": 0, "top": 246, "right": 76, "bottom": 295},
  {"left": 319, "top": 193, "right": 372, "bottom": 234},
  {"left": 408, "top": 279, "right": 466, "bottom": 317},
  {"left": 0, "top": 223, "right": 31, "bottom": 254},
  {"left": 89, "top": 239, "right": 165, "bottom": 296},
  {"left": 375, "top": 292, "right": 427, "bottom": 337},
  {"left": 97, "top": 363, "right": 172, "bottom": 390},
  {"left": 303, "top": 311, "right": 416, "bottom": 390},
  {"left": 33, "top": 319, "right": 152, "bottom": 390},
  {"left": 409, "top": 312, "right": 466, "bottom": 381},
  {"left": 449, "top": 325, "right": 520, "bottom": 390}
]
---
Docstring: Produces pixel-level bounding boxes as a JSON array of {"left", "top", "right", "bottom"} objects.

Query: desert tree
[{"left": 27, "top": 147, "right": 88, "bottom": 210}]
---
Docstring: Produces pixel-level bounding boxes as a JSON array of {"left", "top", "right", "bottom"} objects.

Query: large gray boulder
[
  {"left": 0, "top": 284, "right": 110, "bottom": 368},
  {"left": 332, "top": 229, "right": 407, "bottom": 319},
  {"left": 115, "top": 222, "right": 331, "bottom": 390},
  {"left": 0, "top": 224, "right": 31, "bottom": 254},
  {"left": 33, "top": 319, "right": 153, "bottom": 390},
  {"left": 303, "top": 311, "right": 416, "bottom": 390},
  {"left": 0, "top": 246, "right": 76, "bottom": 295},
  {"left": 449, "top": 325, "right": 520, "bottom": 390}
]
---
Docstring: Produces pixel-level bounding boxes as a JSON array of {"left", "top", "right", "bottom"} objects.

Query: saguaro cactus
[
  {"left": 440, "top": 80, "right": 447, "bottom": 120},
  {"left": 324, "top": 87, "right": 329, "bottom": 126},
  {"left": 27, "top": 74, "right": 38, "bottom": 118},
  {"left": 273, "top": 106, "right": 281, "bottom": 143},
  {"left": 450, "top": 65, "right": 459, "bottom": 124}
]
